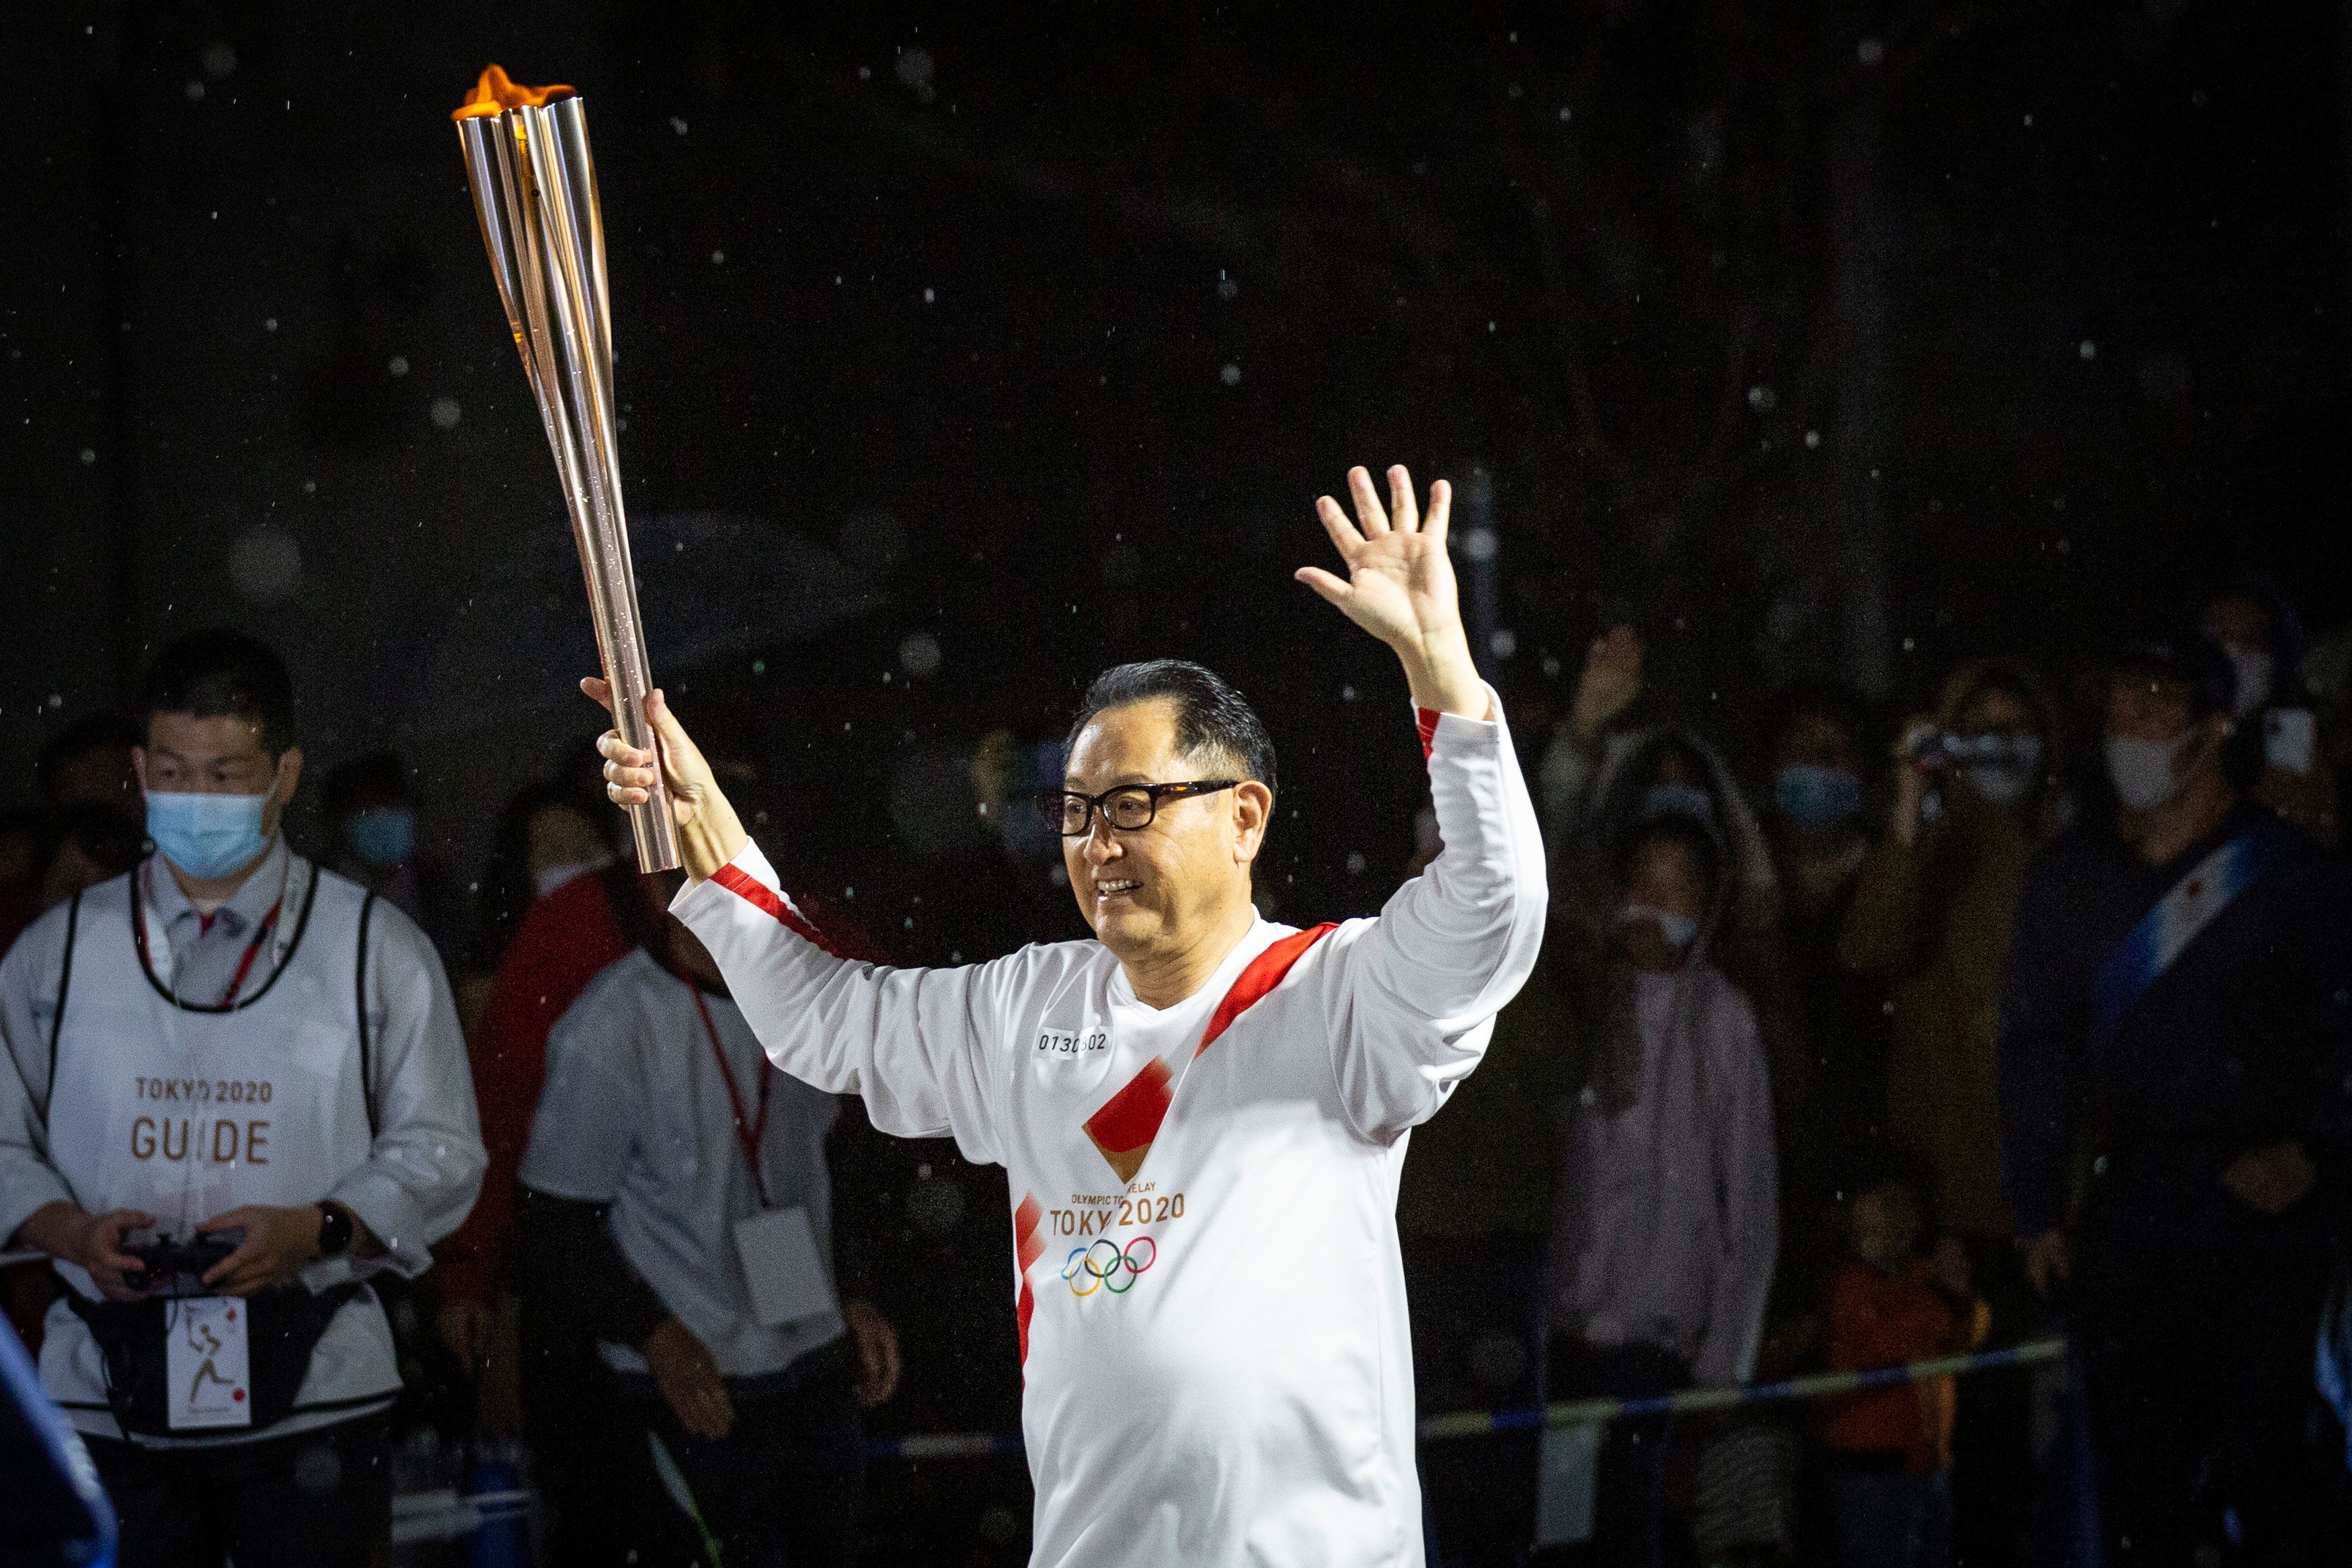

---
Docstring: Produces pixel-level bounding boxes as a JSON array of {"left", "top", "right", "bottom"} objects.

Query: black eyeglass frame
[{"left": 1036, "top": 779, "right": 1242, "bottom": 837}]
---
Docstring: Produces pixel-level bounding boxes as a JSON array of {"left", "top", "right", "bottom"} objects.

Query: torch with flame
[{"left": 453, "top": 66, "right": 680, "bottom": 871}]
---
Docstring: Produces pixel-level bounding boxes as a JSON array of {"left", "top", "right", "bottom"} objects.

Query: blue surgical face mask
[
  {"left": 146, "top": 791, "right": 272, "bottom": 881},
  {"left": 345, "top": 807, "right": 417, "bottom": 870},
  {"left": 1639, "top": 782, "right": 1718, "bottom": 827},
  {"left": 1774, "top": 764, "right": 1863, "bottom": 831}
]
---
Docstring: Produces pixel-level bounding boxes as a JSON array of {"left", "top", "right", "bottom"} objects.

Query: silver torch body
[{"left": 456, "top": 85, "right": 682, "bottom": 872}]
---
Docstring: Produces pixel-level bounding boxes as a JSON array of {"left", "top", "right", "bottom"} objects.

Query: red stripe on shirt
[
  {"left": 1081, "top": 1058, "right": 1175, "bottom": 1185},
  {"left": 1416, "top": 707, "right": 1441, "bottom": 759},
  {"left": 1195, "top": 922, "right": 1337, "bottom": 1056},
  {"left": 1076, "top": 922, "right": 1340, "bottom": 1187},
  {"left": 711, "top": 863, "right": 828, "bottom": 948},
  {"left": 1014, "top": 1193, "right": 1044, "bottom": 1366}
]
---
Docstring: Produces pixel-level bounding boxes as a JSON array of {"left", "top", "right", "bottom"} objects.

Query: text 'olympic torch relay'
[{"left": 453, "top": 65, "right": 680, "bottom": 871}]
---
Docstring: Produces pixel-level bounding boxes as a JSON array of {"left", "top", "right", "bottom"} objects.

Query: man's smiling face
[{"left": 1060, "top": 698, "right": 1268, "bottom": 969}]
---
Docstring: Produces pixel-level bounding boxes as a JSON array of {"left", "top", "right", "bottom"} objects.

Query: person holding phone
[
  {"left": 1999, "top": 629, "right": 2352, "bottom": 1564},
  {"left": 2201, "top": 578, "right": 2339, "bottom": 847}
]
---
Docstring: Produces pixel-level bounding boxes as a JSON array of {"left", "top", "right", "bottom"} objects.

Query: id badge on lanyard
[{"left": 687, "top": 983, "right": 838, "bottom": 1329}]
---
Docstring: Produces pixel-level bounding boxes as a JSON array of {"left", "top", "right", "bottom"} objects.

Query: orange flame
[{"left": 452, "top": 65, "right": 575, "bottom": 122}]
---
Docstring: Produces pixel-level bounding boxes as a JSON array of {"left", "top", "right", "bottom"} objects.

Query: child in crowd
[
  {"left": 1540, "top": 812, "right": 1780, "bottom": 1567},
  {"left": 1818, "top": 1159, "right": 1990, "bottom": 1568}
]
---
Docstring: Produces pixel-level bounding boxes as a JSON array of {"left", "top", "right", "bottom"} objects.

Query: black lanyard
[
  {"left": 133, "top": 858, "right": 291, "bottom": 1009},
  {"left": 688, "top": 981, "right": 772, "bottom": 1208}
]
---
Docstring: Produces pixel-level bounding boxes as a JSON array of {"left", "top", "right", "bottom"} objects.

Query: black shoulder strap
[
  {"left": 41, "top": 890, "right": 84, "bottom": 1126},
  {"left": 356, "top": 890, "right": 381, "bottom": 1140}
]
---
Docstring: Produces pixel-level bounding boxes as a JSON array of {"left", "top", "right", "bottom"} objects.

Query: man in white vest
[
  {"left": 0, "top": 630, "right": 486, "bottom": 1568},
  {"left": 590, "top": 465, "right": 1548, "bottom": 1567}
]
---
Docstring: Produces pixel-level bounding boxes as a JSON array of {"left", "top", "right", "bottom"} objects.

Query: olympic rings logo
[{"left": 1062, "top": 1235, "right": 1157, "bottom": 1296}]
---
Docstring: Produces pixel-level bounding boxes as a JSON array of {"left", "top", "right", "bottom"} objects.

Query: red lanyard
[
  {"left": 688, "top": 982, "right": 771, "bottom": 1208},
  {"left": 140, "top": 859, "right": 284, "bottom": 1008},
  {"left": 217, "top": 902, "right": 284, "bottom": 1007}
]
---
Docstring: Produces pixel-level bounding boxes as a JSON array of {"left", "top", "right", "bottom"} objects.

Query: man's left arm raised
[{"left": 1296, "top": 465, "right": 1550, "bottom": 1142}]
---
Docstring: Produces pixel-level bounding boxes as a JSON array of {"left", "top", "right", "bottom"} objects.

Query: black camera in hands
[{"left": 124, "top": 1230, "right": 243, "bottom": 1294}]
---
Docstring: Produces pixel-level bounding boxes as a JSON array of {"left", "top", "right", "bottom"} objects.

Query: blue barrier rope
[{"left": 863, "top": 1337, "right": 2067, "bottom": 1461}]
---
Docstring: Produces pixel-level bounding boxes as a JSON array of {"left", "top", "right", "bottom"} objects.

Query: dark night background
[{"left": 3, "top": 1, "right": 2349, "bottom": 1555}]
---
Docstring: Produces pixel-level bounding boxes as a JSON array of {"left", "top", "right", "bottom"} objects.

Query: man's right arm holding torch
[{"left": 584, "top": 677, "right": 1011, "bottom": 1163}]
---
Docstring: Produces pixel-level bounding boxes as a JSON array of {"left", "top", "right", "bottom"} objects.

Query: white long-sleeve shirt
[
  {"left": 519, "top": 949, "right": 849, "bottom": 1378},
  {"left": 674, "top": 701, "right": 1546, "bottom": 1567}
]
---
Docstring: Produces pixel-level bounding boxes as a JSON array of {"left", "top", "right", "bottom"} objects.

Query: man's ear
[
  {"left": 1232, "top": 781, "right": 1273, "bottom": 865},
  {"left": 272, "top": 746, "right": 306, "bottom": 809},
  {"left": 132, "top": 747, "right": 149, "bottom": 796}
]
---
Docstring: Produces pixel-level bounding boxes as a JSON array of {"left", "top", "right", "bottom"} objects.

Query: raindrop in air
[
  {"left": 898, "top": 632, "right": 943, "bottom": 678},
  {"left": 230, "top": 525, "right": 303, "bottom": 603}
]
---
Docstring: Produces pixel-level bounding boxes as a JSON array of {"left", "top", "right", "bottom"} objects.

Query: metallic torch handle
[{"left": 457, "top": 90, "right": 680, "bottom": 872}]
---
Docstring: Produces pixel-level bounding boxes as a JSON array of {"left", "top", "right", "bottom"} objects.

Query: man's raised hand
[
  {"left": 1298, "top": 465, "right": 1489, "bottom": 718},
  {"left": 583, "top": 678, "right": 747, "bottom": 880}
]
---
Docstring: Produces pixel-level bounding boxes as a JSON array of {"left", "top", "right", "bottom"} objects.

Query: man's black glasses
[{"left": 1036, "top": 781, "right": 1240, "bottom": 836}]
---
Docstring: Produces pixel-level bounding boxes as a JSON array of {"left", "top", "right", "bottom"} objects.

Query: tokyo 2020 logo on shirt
[{"left": 1062, "top": 1235, "right": 1157, "bottom": 1296}]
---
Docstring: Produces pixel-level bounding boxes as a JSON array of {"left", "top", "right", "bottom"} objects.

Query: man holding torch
[{"left": 590, "top": 464, "right": 1546, "bottom": 1565}]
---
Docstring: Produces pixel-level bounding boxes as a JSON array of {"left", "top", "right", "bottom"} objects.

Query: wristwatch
[{"left": 315, "top": 1200, "right": 356, "bottom": 1259}]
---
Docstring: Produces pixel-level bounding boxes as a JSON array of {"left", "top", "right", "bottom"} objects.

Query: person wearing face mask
[
  {"left": 321, "top": 750, "right": 468, "bottom": 967},
  {"left": 1842, "top": 663, "right": 2065, "bottom": 1246},
  {"left": 1539, "top": 632, "right": 1789, "bottom": 1103},
  {"left": 432, "top": 770, "right": 878, "bottom": 1567},
  {"left": 1534, "top": 814, "right": 1778, "bottom": 1568},
  {"left": 1756, "top": 685, "right": 1885, "bottom": 1227},
  {"left": 467, "top": 777, "right": 623, "bottom": 979},
  {"left": 2200, "top": 578, "right": 2340, "bottom": 848},
  {"left": 510, "top": 895, "right": 900, "bottom": 1568},
  {"left": 2000, "top": 631, "right": 2352, "bottom": 1565},
  {"left": 0, "top": 630, "right": 485, "bottom": 1568},
  {"left": 1838, "top": 662, "right": 2064, "bottom": 1565},
  {"left": 1762, "top": 684, "right": 1874, "bottom": 928}
]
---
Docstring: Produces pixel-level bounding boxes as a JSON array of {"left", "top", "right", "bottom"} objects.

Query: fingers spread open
[
  {"left": 1314, "top": 495, "right": 1366, "bottom": 557},
  {"left": 1295, "top": 566, "right": 1351, "bottom": 607},
  {"left": 1347, "top": 465, "right": 1390, "bottom": 535},
  {"left": 1422, "top": 477, "right": 1451, "bottom": 541},
  {"left": 1387, "top": 465, "right": 1419, "bottom": 531}
]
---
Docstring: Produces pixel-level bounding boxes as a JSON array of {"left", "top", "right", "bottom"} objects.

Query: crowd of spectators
[
  {"left": 1405, "top": 580, "right": 2352, "bottom": 1567},
  {"left": 4, "top": 578, "right": 2350, "bottom": 1567}
]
